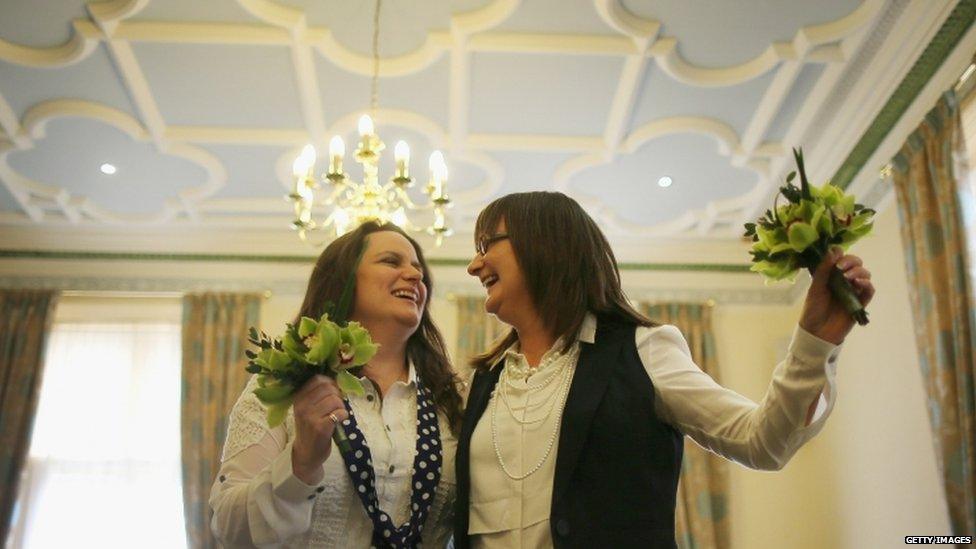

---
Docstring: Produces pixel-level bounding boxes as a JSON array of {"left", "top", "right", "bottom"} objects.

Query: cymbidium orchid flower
[{"left": 744, "top": 148, "right": 875, "bottom": 325}]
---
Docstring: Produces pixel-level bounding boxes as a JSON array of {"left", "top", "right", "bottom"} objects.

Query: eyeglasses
[{"left": 475, "top": 233, "right": 509, "bottom": 256}]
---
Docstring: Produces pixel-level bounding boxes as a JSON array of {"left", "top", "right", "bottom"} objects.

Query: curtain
[
  {"left": 181, "top": 293, "right": 261, "bottom": 549},
  {"left": 12, "top": 322, "right": 185, "bottom": 548},
  {"left": 640, "top": 302, "right": 729, "bottom": 549},
  {"left": 454, "top": 296, "right": 507, "bottom": 379},
  {"left": 0, "top": 289, "right": 58, "bottom": 546},
  {"left": 892, "top": 89, "right": 976, "bottom": 536}
]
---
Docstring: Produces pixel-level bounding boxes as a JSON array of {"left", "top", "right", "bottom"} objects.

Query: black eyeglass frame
[{"left": 475, "top": 233, "right": 509, "bottom": 255}]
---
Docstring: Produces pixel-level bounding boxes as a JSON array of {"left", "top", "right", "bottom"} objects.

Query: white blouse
[
  {"left": 467, "top": 316, "right": 841, "bottom": 548},
  {"left": 210, "top": 364, "right": 457, "bottom": 548}
]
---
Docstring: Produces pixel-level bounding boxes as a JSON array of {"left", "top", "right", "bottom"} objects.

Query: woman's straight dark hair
[
  {"left": 296, "top": 221, "right": 463, "bottom": 434},
  {"left": 471, "top": 191, "right": 655, "bottom": 371}
]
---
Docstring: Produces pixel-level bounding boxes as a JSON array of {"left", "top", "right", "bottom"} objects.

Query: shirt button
[
  {"left": 219, "top": 475, "right": 226, "bottom": 483},
  {"left": 367, "top": 394, "right": 375, "bottom": 402},
  {"left": 307, "top": 494, "right": 316, "bottom": 500},
  {"left": 316, "top": 486, "right": 325, "bottom": 493},
  {"left": 555, "top": 519, "right": 570, "bottom": 537},
  {"left": 389, "top": 465, "right": 395, "bottom": 474},
  {"left": 385, "top": 425, "right": 391, "bottom": 432}
]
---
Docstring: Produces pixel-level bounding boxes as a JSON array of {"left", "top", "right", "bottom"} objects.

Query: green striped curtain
[
  {"left": 640, "top": 302, "right": 728, "bottom": 549},
  {"left": 892, "top": 89, "right": 976, "bottom": 536},
  {"left": 0, "top": 289, "right": 58, "bottom": 547},
  {"left": 454, "top": 296, "right": 507, "bottom": 379},
  {"left": 181, "top": 293, "right": 261, "bottom": 549}
]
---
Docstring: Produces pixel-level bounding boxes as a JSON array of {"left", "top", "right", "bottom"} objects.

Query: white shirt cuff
[{"left": 270, "top": 441, "right": 325, "bottom": 504}]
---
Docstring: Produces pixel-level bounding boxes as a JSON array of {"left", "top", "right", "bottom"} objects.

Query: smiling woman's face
[
  {"left": 351, "top": 230, "right": 428, "bottom": 332},
  {"left": 466, "top": 219, "right": 534, "bottom": 327}
]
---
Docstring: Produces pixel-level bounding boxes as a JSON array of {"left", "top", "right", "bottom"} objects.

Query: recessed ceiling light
[
  {"left": 100, "top": 163, "right": 117, "bottom": 175},
  {"left": 657, "top": 176, "right": 673, "bottom": 188}
]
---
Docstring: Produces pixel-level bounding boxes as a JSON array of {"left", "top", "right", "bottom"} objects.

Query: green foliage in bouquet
[
  {"left": 743, "top": 148, "right": 875, "bottom": 325},
  {"left": 244, "top": 318, "right": 379, "bottom": 427},
  {"left": 243, "top": 240, "right": 378, "bottom": 430}
]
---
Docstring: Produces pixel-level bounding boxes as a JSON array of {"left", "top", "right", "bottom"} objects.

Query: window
[{"left": 8, "top": 298, "right": 186, "bottom": 549}]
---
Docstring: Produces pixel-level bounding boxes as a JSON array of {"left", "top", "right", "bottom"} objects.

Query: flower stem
[
  {"left": 332, "top": 423, "right": 353, "bottom": 457},
  {"left": 806, "top": 262, "right": 869, "bottom": 326}
]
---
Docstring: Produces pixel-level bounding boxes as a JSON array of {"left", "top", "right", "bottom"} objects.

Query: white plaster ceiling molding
[
  {"left": 554, "top": 116, "right": 764, "bottom": 237},
  {"left": 0, "top": 0, "right": 946, "bottom": 264},
  {"left": 0, "top": 99, "right": 225, "bottom": 224}
]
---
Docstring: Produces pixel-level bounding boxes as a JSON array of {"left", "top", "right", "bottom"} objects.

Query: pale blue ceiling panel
[
  {"left": 469, "top": 52, "right": 622, "bottom": 136},
  {"left": 490, "top": 151, "right": 577, "bottom": 195},
  {"left": 133, "top": 42, "right": 304, "bottom": 128},
  {"left": 765, "top": 63, "right": 826, "bottom": 143},
  {"left": 623, "top": 0, "right": 863, "bottom": 68},
  {"left": 136, "top": 0, "right": 261, "bottom": 23},
  {"left": 199, "top": 143, "right": 294, "bottom": 199},
  {"left": 7, "top": 117, "right": 207, "bottom": 215},
  {"left": 284, "top": 0, "right": 489, "bottom": 57},
  {"left": 0, "top": 0, "right": 88, "bottom": 47},
  {"left": 567, "top": 132, "right": 757, "bottom": 227},
  {"left": 493, "top": 0, "right": 617, "bottom": 34},
  {"left": 0, "top": 44, "right": 138, "bottom": 119},
  {"left": 629, "top": 65, "right": 775, "bottom": 137},
  {"left": 317, "top": 55, "right": 450, "bottom": 130}
]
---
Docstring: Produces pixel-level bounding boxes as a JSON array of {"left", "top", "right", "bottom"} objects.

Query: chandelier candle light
[{"left": 288, "top": 0, "right": 452, "bottom": 245}]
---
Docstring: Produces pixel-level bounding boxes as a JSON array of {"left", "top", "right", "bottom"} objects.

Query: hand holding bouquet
[{"left": 744, "top": 148, "right": 875, "bottom": 325}]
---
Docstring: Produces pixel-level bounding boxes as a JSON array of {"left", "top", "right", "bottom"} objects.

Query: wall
[{"left": 0, "top": 204, "right": 951, "bottom": 548}]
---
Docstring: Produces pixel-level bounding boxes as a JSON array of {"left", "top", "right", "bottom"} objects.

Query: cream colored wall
[{"left": 810, "top": 205, "right": 949, "bottom": 547}]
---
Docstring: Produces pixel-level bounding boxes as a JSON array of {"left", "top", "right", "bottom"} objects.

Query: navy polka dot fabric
[{"left": 340, "top": 380, "right": 442, "bottom": 548}]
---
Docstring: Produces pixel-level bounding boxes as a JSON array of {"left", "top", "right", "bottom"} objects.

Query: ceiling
[{"left": 0, "top": 0, "right": 964, "bottom": 264}]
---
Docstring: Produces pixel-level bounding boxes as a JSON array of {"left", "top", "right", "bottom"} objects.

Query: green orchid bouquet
[
  {"left": 243, "top": 243, "right": 378, "bottom": 454},
  {"left": 743, "top": 148, "right": 875, "bottom": 325}
]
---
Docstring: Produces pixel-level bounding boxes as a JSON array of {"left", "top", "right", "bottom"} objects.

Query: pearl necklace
[{"left": 490, "top": 344, "right": 579, "bottom": 480}]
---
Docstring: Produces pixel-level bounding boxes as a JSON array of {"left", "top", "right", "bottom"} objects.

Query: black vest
[{"left": 453, "top": 319, "right": 684, "bottom": 548}]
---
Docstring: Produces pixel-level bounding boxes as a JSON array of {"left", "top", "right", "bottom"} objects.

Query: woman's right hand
[{"left": 291, "top": 375, "right": 349, "bottom": 485}]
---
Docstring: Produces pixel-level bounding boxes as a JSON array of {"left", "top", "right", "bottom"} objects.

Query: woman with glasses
[
  {"left": 211, "top": 222, "right": 461, "bottom": 548},
  {"left": 453, "top": 191, "right": 874, "bottom": 548}
]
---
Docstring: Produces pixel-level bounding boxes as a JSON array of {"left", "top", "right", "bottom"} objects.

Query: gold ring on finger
[{"left": 328, "top": 412, "right": 339, "bottom": 425}]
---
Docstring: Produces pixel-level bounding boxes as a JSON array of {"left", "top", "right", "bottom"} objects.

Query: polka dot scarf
[{"left": 339, "top": 380, "right": 442, "bottom": 548}]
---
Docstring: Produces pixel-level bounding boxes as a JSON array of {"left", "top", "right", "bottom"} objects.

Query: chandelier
[{"left": 288, "top": 0, "right": 452, "bottom": 246}]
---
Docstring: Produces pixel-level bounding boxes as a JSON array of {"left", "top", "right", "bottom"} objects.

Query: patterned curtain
[
  {"left": 0, "top": 289, "right": 58, "bottom": 546},
  {"left": 892, "top": 89, "right": 976, "bottom": 536},
  {"left": 181, "top": 293, "right": 261, "bottom": 549},
  {"left": 454, "top": 296, "right": 508, "bottom": 379},
  {"left": 639, "top": 302, "right": 728, "bottom": 549}
]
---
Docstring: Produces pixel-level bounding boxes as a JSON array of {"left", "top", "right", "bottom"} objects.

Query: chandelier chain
[{"left": 370, "top": 0, "right": 381, "bottom": 116}]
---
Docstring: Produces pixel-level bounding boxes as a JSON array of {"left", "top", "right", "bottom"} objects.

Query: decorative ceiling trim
[
  {"left": 553, "top": 115, "right": 764, "bottom": 236},
  {"left": 831, "top": 0, "right": 976, "bottom": 189},
  {"left": 0, "top": 248, "right": 751, "bottom": 273},
  {"left": 1, "top": 99, "right": 226, "bottom": 224}
]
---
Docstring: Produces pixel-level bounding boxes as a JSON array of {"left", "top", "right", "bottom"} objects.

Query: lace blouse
[{"left": 210, "top": 364, "right": 457, "bottom": 548}]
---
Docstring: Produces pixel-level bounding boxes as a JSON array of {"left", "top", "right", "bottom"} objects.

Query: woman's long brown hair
[
  {"left": 470, "top": 191, "right": 655, "bottom": 371},
  {"left": 296, "top": 221, "right": 463, "bottom": 434}
]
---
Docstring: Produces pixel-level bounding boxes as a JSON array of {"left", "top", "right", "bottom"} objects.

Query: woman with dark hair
[
  {"left": 211, "top": 222, "right": 462, "bottom": 547},
  {"left": 454, "top": 192, "right": 874, "bottom": 548}
]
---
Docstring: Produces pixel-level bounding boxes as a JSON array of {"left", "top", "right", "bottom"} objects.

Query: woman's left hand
[{"left": 799, "top": 248, "right": 875, "bottom": 345}]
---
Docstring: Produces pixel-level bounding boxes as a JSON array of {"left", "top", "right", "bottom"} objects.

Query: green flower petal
[
  {"left": 306, "top": 320, "right": 340, "bottom": 364},
  {"left": 298, "top": 316, "right": 318, "bottom": 338},
  {"left": 254, "top": 383, "right": 293, "bottom": 404},
  {"left": 787, "top": 222, "right": 818, "bottom": 252},
  {"left": 336, "top": 369, "right": 366, "bottom": 397},
  {"left": 266, "top": 399, "right": 292, "bottom": 428}
]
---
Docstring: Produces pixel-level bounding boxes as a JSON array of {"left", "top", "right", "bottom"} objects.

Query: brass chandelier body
[{"left": 288, "top": 0, "right": 452, "bottom": 246}]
